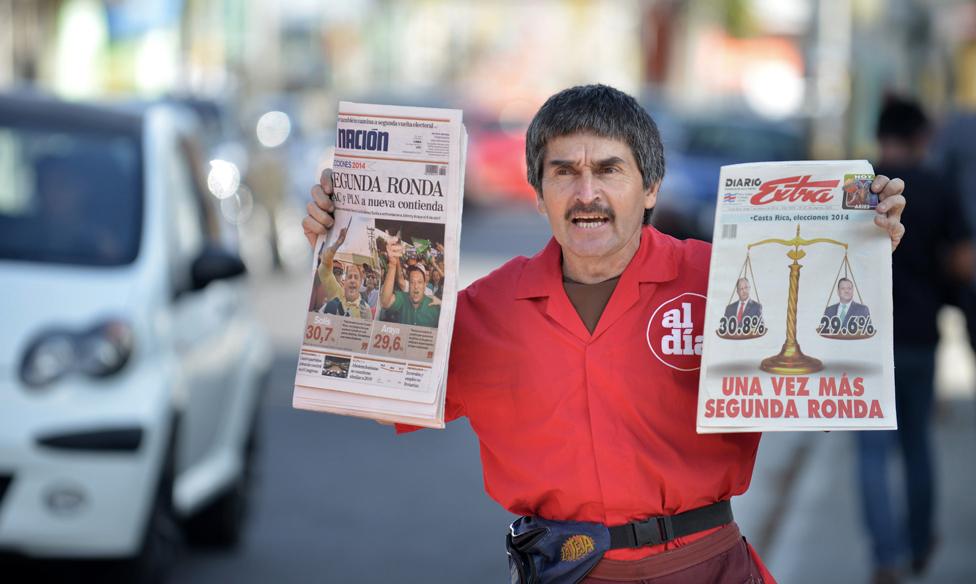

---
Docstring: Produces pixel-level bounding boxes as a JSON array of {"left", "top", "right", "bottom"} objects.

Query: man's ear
[
  {"left": 536, "top": 191, "right": 547, "bottom": 216},
  {"left": 644, "top": 181, "right": 661, "bottom": 210}
]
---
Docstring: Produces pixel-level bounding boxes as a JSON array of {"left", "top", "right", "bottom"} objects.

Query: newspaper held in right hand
[{"left": 293, "top": 101, "right": 467, "bottom": 429}]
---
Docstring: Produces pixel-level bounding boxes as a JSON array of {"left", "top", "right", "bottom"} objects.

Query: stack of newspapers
[
  {"left": 292, "top": 102, "right": 466, "bottom": 428},
  {"left": 696, "top": 160, "right": 895, "bottom": 433}
]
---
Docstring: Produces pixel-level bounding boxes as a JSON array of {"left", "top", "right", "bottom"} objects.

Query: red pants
[{"left": 582, "top": 523, "right": 776, "bottom": 584}]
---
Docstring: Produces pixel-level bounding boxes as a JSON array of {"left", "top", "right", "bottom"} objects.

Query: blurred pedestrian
[
  {"left": 933, "top": 108, "right": 976, "bottom": 351},
  {"left": 855, "top": 96, "right": 974, "bottom": 584}
]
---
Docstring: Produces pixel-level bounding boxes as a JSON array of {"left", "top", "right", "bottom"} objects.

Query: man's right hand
[{"left": 303, "top": 168, "right": 336, "bottom": 249}]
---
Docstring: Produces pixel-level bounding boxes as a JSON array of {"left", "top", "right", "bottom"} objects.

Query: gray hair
[{"left": 525, "top": 84, "right": 665, "bottom": 197}]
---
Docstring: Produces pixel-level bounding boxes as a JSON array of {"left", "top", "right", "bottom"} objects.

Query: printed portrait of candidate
[
  {"left": 316, "top": 226, "right": 373, "bottom": 320},
  {"left": 822, "top": 277, "right": 870, "bottom": 326},
  {"left": 724, "top": 277, "right": 763, "bottom": 323},
  {"left": 380, "top": 239, "right": 441, "bottom": 328}
]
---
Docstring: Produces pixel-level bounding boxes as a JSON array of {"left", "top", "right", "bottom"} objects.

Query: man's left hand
[{"left": 872, "top": 175, "right": 906, "bottom": 252}]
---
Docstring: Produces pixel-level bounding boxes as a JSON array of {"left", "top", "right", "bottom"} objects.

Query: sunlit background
[{"left": 1, "top": 1, "right": 975, "bottom": 583}]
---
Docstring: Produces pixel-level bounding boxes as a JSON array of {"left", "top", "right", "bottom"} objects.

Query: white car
[{"left": 0, "top": 93, "right": 272, "bottom": 581}]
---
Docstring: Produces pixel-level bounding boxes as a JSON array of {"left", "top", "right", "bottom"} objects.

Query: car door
[{"left": 164, "top": 129, "right": 247, "bottom": 484}]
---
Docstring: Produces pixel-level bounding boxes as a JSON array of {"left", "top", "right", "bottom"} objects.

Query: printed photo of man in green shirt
[{"left": 380, "top": 239, "right": 440, "bottom": 328}]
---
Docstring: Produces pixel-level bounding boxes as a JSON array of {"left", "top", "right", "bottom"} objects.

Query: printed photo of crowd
[{"left": 307, "top": 216, "right": 445, "bottom": 329}]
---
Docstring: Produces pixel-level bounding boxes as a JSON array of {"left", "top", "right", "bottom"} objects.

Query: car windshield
[{"left": 0, "top": 116, "right": 142, "bottom": 266}]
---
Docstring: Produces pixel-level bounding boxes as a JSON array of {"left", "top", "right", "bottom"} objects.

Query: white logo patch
[{"left": 646, "top": 292, "right": 706, "bottom": 371}]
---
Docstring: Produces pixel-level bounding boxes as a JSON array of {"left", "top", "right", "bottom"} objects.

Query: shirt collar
[{"left": 515, "top": 225, "right": 679, "bottom": 299}]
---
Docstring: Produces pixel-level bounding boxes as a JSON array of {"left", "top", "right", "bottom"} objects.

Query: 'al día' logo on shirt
[{"left": 646, "top": 292, "right": 706, "bottom": 371}]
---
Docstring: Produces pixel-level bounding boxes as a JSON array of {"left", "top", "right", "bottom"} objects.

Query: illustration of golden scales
[{"left": 716, "top": 225, "right": 875, "bottom": 374}]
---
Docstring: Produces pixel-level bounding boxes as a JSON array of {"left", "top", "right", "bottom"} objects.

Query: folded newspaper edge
[
  {"left": 696, "top": 160, "right": 895, "bottom": 433},
  {"left": 292, "top": 101, "right": 466, "bottom": 429}
]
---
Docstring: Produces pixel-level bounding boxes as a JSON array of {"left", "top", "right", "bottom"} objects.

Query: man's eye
[
  {"left": 598, "top": 166, "right": 620, "bottom": 174},
  {"left": 555, "top": 168, "right": 574, "bottom": 176}
]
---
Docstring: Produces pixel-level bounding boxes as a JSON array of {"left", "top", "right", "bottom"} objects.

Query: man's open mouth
[{"left": 570, "top": 214, "right": 611, "bottom": 229}]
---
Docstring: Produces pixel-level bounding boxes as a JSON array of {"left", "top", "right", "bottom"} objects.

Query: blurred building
[{"left": 1, "top": 0, "right": 974, "bottom": 161}]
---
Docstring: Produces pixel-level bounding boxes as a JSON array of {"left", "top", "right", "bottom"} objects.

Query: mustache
[{"left": 564, "top": 202, "right": 615, "bottom": 222}]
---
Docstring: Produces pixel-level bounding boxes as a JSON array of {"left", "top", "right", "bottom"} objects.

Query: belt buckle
[{"left": 632, "top": 515, "right": 675, "bottom": 547}]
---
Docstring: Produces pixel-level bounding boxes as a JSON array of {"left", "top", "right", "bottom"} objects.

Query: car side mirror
[{"left": 190, "top": 245, "right": 247, "bottom": 291}]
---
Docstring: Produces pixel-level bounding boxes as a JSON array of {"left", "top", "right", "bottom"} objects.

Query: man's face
[
  {"left": 408, "top": 270, "right": 426, "bottom": 305},
  {"left": 344, "top": 266, "right": 362, "bottom": 300},
  {"left": 537, "top": 133, "right": 657, "bottom": 263},
  {"left": 838, "top": 280, "right": 854, "bottom": 303},
  {"left": 737, "top": 279, "right": 750, "bottom": 302}
]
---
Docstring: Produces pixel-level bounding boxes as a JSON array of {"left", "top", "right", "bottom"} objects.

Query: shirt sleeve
[{"left": 317, "top": 261, "right": 344, "bottom": 301}]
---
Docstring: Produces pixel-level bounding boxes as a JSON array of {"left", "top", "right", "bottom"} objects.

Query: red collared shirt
[{"left": 403, "top": 226, "right": 760, "bottom": 560}]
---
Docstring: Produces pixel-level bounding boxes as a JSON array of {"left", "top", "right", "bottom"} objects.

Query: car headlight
[
  {"left": 20, "top": 332, "right": 76, "bottom": 387},
  {"left": 20, "top": 319, "right": 134, "bottom": 388}
]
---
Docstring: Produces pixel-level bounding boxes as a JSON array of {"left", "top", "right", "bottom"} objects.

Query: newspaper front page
[
  {"left": 697, "top": 161, "right": 895, "bottom": 433},
  {"left": 292, "top": 102, "right": 466, "bottom": 428}
]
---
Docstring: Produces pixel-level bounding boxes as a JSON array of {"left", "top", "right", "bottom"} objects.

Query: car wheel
[
  {"left": 185, "top": 412, "right": 259, "bottom": 548},
  {"left": 128, "top": 488, "right": 183, "bottom": 583},
  {"left": 110, "top": 433, "right": 183, "bottom": 584}
]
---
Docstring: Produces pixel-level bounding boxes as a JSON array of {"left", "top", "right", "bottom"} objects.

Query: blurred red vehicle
[{"left": 464, "top": 110, "right": 537, "bottom": 206}]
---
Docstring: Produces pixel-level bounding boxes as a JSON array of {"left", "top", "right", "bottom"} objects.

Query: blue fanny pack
[
  {"left": 505, "top": 501, "right": 734, "bottom": 584},
  {"left": 505, "top": 516, "right": 611, "bottom": 584}
]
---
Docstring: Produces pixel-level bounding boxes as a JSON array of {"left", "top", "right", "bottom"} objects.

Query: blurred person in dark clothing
[
  {"left": 856, "top": 96, "right": 974, "bottom": 584},
  {"left": 933, "top": 109, "right": 976, "bottom": 348}
]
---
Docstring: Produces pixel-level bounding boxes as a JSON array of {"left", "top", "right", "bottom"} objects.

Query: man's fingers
[
  {"left": 871, "top": 175, "right": 907, "bottom": 252},
  {"left": 303, "top": 216, "right": 326, "bottom": 248},
  {"left": 311, "top": 184, "right": 335, "bottom": 213},
  {"left": 870, "top": 174, "right": 890, "bottom": 194},
  {"left": 319, "top": 168, "right": 334, "bottom": 193},
  {"left": 874, "top": 214, "right": 906, "bottom": 251},
  {"left": 889, "top": 221, "right": 906, "bottom": 251},
  {"left": 306, "top": 201, "right": 335, "bottom": 228},
  {"left": 302, "top": 215, "right": 325, "bottom": 236},
  {"left": 878, "top": 177, "right": 905, "bottom": 200},
  {"left": 877, "top": 193, "right": 906, "bottom": 219},
  {"left": 303, "top": 169, "right": 336, "bottom": 249}
]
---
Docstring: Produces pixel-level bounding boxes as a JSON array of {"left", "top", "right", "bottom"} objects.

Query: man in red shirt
[{"left": 302, "top": 85, "right": 906, "bottom": 583}]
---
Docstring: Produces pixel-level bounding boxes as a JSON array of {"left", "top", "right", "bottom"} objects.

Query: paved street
[{"left": 175, "top": 209, "right": 976, "bottom": 583}]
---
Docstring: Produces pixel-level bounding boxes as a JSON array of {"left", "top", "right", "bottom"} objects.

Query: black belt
[{"left": 608, "top": 500, "right": 733, "bottom": 549}]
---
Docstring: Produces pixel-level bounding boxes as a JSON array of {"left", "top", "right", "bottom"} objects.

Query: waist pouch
[
  {"left": 506, "top": 516, "right": 610, "bottom": 584},
  {"left": 506, "top": 501, "right": 734, "bottom": 584}
]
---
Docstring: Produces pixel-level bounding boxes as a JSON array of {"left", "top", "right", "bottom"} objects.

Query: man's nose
[{"left": 575, "top": 170, "right": 599, "bottom": 203}]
